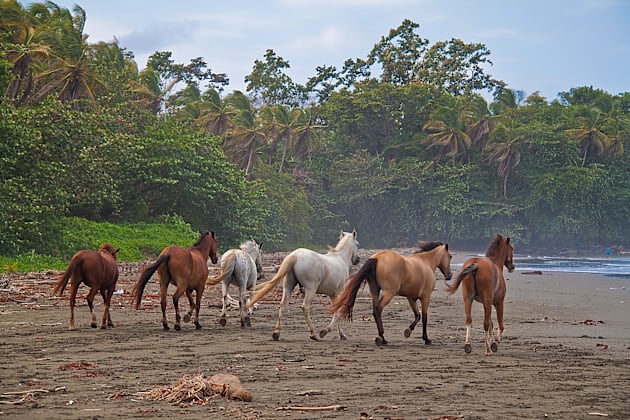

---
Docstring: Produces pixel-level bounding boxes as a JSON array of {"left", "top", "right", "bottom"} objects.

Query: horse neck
[
  {"left": 331, "top": 236, "right": 354, "bottom": 264},
  {"left": 195, "top": 239, "right": 213, "bottom": 260},
  {"left": 487, "top": 247, "right": 508, "bottom": 269},
  {"left": 414, "top": 247, "right": 442, "bottom": 270}
]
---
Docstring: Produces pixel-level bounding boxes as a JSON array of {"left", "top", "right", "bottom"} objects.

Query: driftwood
[{"left": 276, "top": 404, "right": 346, "bottom": 411}]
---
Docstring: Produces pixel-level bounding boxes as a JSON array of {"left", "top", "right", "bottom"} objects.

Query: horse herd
[{"left": 52, "top": 230, "right": 514, "bottom": 355}]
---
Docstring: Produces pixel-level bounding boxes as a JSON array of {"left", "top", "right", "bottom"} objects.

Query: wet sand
[{"left": 1, "top": 248, "right": 629, "bottom": 419}]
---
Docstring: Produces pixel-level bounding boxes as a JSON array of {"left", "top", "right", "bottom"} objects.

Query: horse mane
[
  {"left": 485, "top": 234, "right": 506, "bottom": 258},
  {"left": 414, "top": 241, "right": 444, "bottom": 254},
  {"left": 192, "top": 231, "right": 212, "bottom": 248},
  {"left": 99, "top": 243, "right": 117, "bottom": 256},
  {"left": 329, "top": 231, "right": 353, "bottom": 252}
]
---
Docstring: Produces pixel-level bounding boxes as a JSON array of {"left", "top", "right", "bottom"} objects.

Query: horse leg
[
  {"left": 100, "top": 289, "right": 114, "bottom": 329},
  {"left": 373, "top": 292, "right": 395, "bottom": 346},
  {"left": 420, "top": 296, "right": 432, "bottom": 345},
  {"left": 493, "top": 300, "right": 505, "bottom": 353},
  {"left": 463, "top": 297, "right": 473, "bottom": 353},
  {"left": 193, "top": 286, "right": 203, "bottom": 330},
  {"left": 320, "top": 295, "right": 346, "bottom": 340},
  {"left": 301, "top": 290, "right": 319, "bottom": 340},
  {"left": 240, "top": 289, "right": 251, "bottom": 327},
  {"left": 403, "top": 297, "right": 421, "bottom": 339},
  {"left": 86, "top": 287, "right": 99, "bottom": 329},
  {"left": 273, "top": 279, "right": 297, "bottom": 341},
  {"left": 483, "top": 301, "right": 494, "bottom": 355},
  {"left": 68, "top": 282, "right": 78, "bottom": 331},
  {"left": 160, "top": 283, "right": 170, "bottom": 331},
  {"left": 172, "top": 285, "right": 186, "bottom": 331},
  {"left": 183, "top": 289, "right": 194, "bottom": 323},
  {"left": 219, "top": 282, "right": 229, "bottom": 327}
]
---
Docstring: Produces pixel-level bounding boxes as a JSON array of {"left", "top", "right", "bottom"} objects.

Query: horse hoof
[
  {"left": 91, "top": 323, "right": 97, "bottom": 329},
  {"left": 195, "top": 323, "right": 202, "bottom": 330},
  {"left": 309, "top": 335, "right": 319, "bottom": 341},
  {"left": 375, "top": 336, "right": 386, "bottom": 346},
  {"left": 174, "top": 324, "right": 181, "bottom": 332},
  {"left": 272, "top": 332, "right": 280, "bottom": 341},
  {"left": 404, "top": 328, "right": 412, "bottom": 338},
  {"left": 319, "top": 329, "right": 329, "bottom": 339},
  {"left": 219, "top": 317, "right": 227, "bottom": 327},
  {"left": 100, "top": 325, "right": 107, "bottom": 330},
  {"left": 163, "top": 325, "right": 170, "bottom": 331},
  {"left": 244, "top": 317, "right": 251, "bottom": 327},
  {"left": 424, "top": 339, "right": 432, "bottom": 346},
  {"left": 183, "top": 313, "right": 191, "bottom": 323},
  {"left": 464, "top": 343, "right": 472, "bottom": 353},
  {"left": 340, "top": 335, "right": 347, "bottom": 340},
  {"left": 491, "top": 342, "right": 498, "bottom": 352}
]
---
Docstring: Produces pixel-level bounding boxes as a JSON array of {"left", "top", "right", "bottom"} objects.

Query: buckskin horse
[
  {"left": 53, "top": 243, "right": 120, "bottom": 331},
  {"left": 446, "top": 234, "right": 514, "bottom": 355},
  {"left": 330, "top": 241, "right": 452, "bottom": 346},
  {"left": 132, "top": 231, "right": 218, "bottom": 331}
]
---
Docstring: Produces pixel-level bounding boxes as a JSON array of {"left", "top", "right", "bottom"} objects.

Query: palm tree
[
  {"left": 224, "top": 91, "right": 265, "bottom": 176},
  {"left": 485, "top": 124, "right": 522, "bottom": 199},
  {"left": 564, "top": 106, "right": 610, "bottom": 166},
  {"left": 463, "top": 94, "right": 495, "bottom": 155},
  {"left": 422, "top": 98, "right": 471, "bottom": 170},
  {"left": 194, "top": 89, "right": 234, "bottom": 136}
]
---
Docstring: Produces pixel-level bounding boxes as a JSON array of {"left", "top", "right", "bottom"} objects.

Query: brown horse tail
[
  {"left": 132, "top": 255, "right": 169, "bottom": 309},
  {"left": 206, "top": 252, "right": 235, "bottom": 286},
  {"left": 445, "top": 263, "right": 478, "bottom": 295},
  {"left": 53, "top": 256, "right": 81, "bottom": 297},
  {"left": 246, "top": 254, "right": 297, "bottom": 309},
  {"left": 330, "top": 257, "right": 378, "bottom": 321}
]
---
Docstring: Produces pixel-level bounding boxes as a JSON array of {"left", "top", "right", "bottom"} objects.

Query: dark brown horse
[
  {"left": 132, "top": 231, "right": 218, "bottom": 331},
  {"left": 53, "top": 243, "right": 120, "bottom": 331},
  {"left": 446, "top": 234, "right": 514, "bottom": 355},
  {"left": 331, "top": 241, "right": 452, "bottom": 346}
]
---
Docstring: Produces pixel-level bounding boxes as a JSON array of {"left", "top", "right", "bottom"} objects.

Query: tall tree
[
  {"left": 564, "top": 106, "right": 610, "bottom": 166},
  {"left": 245, "top": 49, "right": 304, "bottom": 107},
  {"left": 422, "top": 97, "right": 472, "bottom": 169}
]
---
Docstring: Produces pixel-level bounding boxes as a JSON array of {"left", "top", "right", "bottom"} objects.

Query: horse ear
[
  {"left": 116, "top": 248, "right": 121, "bottom": 253},
  {"left": 211, "top": 231, "right": 216, "bottom": 238},
  {"left": 352, "top": 228, "right": 357, "bottom": 238},
  {"left": 506, "top": 237, "right": 511, "bottom": 244},
  {"left": 445, "top": 243, "right": 449, "bottom": 251},
  {"left": 259, "top": 242, "right": 263, "bottom": 250}
]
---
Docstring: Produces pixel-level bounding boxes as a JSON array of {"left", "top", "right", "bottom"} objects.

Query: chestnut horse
[
  {"left": 53, "top": 243, "right": 120, "bottom": 331},
  {"left": 446, "top": 234, "right": 514, "bottom": 355},
  {"left": 132, "top": 231, "right": 218, "bottom": 331},
  {"left": 247, "top": 230, "right": 360, "bottom": 341},
  {"left": 331, "top": 241, "right": 452, "bottom": 346}
]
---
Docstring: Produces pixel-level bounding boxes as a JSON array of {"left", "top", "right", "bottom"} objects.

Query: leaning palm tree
[
  {"left": 564, "top": 106, "right": 610, "bottom": 166},
  {"left": 485, "top": 124, "right": 522, "bottom": 199},
  {"left": 194, "top": 89, "right": 234, "bottom": 136},
  {"left": 422, "top": 98, "right": 471, "bottom": 170}
]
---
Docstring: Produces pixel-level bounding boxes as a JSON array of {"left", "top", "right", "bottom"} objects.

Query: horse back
[
  {"left": 463, "top": 257, "right": 503, "bottom": 300},
  {"left": 374, "top": 250, "right": 434, "bottom": 297}
]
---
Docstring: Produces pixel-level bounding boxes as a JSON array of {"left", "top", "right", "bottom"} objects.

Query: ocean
[{"left": 513, "top": 255, "right": 630, "bottom": 278}]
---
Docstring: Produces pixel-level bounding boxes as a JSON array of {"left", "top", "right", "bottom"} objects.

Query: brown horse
[
  {"left": 331, "top": 241, "right": 452, "bottom": 346},
  {"left": 53, "top": 243, "right": 120, "bottom": 331},
  {"left": 132, "top": 231, "right": 218, "bottom": 331},
  {"left": 446, "top": 234, "right": 514, "bottom": 355}
]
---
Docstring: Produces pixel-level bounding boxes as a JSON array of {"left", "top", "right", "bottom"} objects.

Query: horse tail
[
  {"left": 53, "top": 255, "right": 82, "bottom": 297},
  {"left": 132, "top": 255, "right": 169, "bottom": 309},
  {"left": 446, "top": 263, "right": 478, "bottom": 295},
  {"left": 246, "top": 254, "right": 297, "bottom": 308},
  {"left": 330, "top": 257, "right": 378, "bottom": 321},
  {"left": 207, "top": 252, "right": 236, "bottom": 286}
]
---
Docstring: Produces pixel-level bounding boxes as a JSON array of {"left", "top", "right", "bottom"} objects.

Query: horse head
[
  {"left": 349, "top": 229, "right": 360, "bottom": 265},
  {"left": 438, "top": 243, "right": 453, "bottom": 280},
  {"left": 198, "top": 231, "right": 218, "bottom": 264}
]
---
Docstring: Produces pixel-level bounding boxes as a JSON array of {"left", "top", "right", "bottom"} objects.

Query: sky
[{"left": 31, "top": 0, "right": 630, "bottom": 101}]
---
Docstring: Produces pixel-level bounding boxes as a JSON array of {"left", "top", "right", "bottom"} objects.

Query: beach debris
[
  {"left": 0, "top": 387, "right": 66, "bottom": 405},
  {"left": 583, "top": 319, "right": 605, "bottom": 325},
  {"left": 588, "top": 412, "right": 609, "bottom": 417},
  {"left": 595, "top": 343, "right": 609, "bottom": 350},
  {"left": 136, "top": 373, "right": 252, "bottom": 405},
  {"left": 275, "top": 404, "right": 346, "bottom": 411},
  {"left": 522, "top": 270, "right": 543, "bottom": 275}
]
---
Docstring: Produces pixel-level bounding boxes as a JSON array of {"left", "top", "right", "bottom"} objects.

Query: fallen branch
[{"left": 276, "top": 404, "right": 346, "bottom": 411}]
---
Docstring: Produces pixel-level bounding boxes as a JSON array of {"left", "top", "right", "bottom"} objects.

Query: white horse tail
[
  {"left": 246, "top": 254, "right": 297, "bottom": 308},
  {"left": 207, "top": 251, "right": 236, "bottom": 286}
]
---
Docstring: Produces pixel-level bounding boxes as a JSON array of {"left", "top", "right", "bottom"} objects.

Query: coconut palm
[
  {"left": 485, "top": 124, "right": 522, "bottom": 199},
  {"left": 422, "top": 97, "right": 472, "bottom": 169},
  {"left": 564, "top": 106, "right": 610, "bottom": 166}
]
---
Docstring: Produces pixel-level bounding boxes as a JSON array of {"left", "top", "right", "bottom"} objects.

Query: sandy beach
[{"left": 1, "top": 248, "right": 629, "bottom": 419}]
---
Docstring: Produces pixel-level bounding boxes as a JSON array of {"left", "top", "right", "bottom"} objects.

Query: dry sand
[{"left": 1, "top": 248, "right": 629, "bottom": 419}]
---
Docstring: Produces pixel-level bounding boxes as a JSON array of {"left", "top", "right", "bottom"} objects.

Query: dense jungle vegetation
[{"left": 1, "top": 1, "right": 629, "bottom": 266}]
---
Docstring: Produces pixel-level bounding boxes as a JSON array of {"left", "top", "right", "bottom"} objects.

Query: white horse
[
  {"left": 207, "top": 240, "right": 263, "bottom": 327},
  {"left": 247, "top": 230, "right": 360, "bottom": 341}
]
